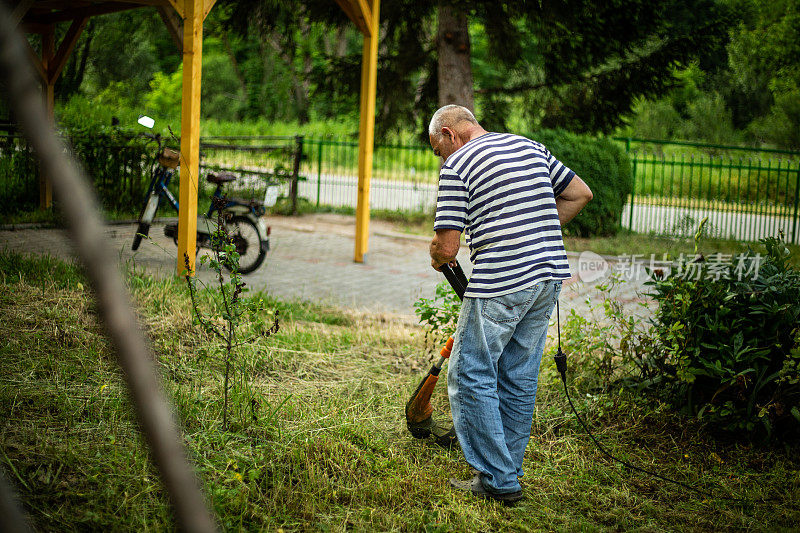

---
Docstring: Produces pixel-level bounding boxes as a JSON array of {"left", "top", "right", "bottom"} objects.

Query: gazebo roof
[{"left": 16, "top": 1, "right": 191, "bottom": 28}]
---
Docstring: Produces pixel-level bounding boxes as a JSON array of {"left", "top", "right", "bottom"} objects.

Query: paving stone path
[{"left": 0, "top": 214, "right": 654, "bottom": 324}]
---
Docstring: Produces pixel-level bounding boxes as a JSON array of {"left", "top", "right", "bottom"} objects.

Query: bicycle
[{"left": 131, "top": 134, "right": 271, "bottom": 274}]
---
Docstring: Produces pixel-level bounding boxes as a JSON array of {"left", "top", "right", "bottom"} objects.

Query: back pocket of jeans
[{"left": 481, "top": 287, "right": 537, "bottom": 324}]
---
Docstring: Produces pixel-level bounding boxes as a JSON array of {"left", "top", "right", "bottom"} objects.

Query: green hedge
[
  {"left": 641, "top": 236, "right": 800, "bottom": 440},
  {"left": 529, "top": 129, "right": 632, "bottom": 237}
]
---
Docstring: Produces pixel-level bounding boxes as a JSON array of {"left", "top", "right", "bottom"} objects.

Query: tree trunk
[{"left": 437, "top": 4, "right": 473, "bottom": 111}]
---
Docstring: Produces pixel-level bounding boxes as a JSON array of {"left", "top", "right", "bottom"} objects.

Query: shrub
[
  {"left": 638, "top": 236, "right": 800, "bottom": 440},
  {"left": 529, "top": 129, "right": 632, "bottom": 237},
  {"left": 679, "top": 93, "right": 740, "bottom": 146},
  {"left": 0, "top": 124, "right": 155, "bottom": 217},
  {"left": 144, "top": 70, "right": 183, "bottom": 122},
  {"left": 627, "top": 99, "right": 684, "bottom": 140}
]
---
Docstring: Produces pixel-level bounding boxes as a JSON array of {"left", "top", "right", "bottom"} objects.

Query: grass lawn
[{"left": 0, "top": 251, "right": 798, "bottom": 531}]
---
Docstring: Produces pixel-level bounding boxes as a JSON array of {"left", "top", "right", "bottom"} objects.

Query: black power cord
[{"left": 553, "top": 300, "right": 750, "bottom": 503}]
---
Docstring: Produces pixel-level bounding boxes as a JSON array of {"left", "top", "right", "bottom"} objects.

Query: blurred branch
[
  {"left": 0, "top": 4, "right": 217, "bottom": 532},
  {"left": 0, "top": 469, "right": 31, "bottom": 533}
]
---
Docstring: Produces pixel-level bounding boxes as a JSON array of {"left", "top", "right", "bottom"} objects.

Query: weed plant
[
  {"left": 414, "top": 281, "right": 461, "bottom": 355},
  {"left": 184, "top": 197, "right": 279, "bottom": 430}
]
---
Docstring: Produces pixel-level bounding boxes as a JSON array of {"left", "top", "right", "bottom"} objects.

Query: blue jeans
[{"left": 448, "top": 279, "right": 561, "bottom": 494}]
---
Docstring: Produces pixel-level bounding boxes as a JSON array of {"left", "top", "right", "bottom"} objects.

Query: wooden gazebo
[{"left": 12, "top": 0, "right": 380, "bottom": 272}]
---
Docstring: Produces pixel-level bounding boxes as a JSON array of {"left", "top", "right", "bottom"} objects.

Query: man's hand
[
  {"left": 556, "top": 175, "right": 593, "bottom": 225},
  {"left": 430, "top": 229, "right": 461, "bottom": 271}
]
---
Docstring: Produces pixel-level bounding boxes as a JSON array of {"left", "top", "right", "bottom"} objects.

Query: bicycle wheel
[
  {"left": 223, "top": 215, "right": 266, "bottom": 274},
  {"left": 132, "top": 193, "right": 159, "bottom": 251}
]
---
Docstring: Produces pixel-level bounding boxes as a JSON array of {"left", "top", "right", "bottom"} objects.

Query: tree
[
  {"left": 218, "top": 0, "right": 357, "bottom": 124},
  {"left": 625, "top": 0, "right": 800, "bottom": 149},
  {"left": 56, "top": 20, "right": 96, "bottom": 100},
  {"left": 727, "top": 0, "right": 800, "bottom": 148},
  {"left": 81, "top": 10, "right": 176, "bottom": 98},
  {"left": 310, "top": 0, "right": 732, "bottom": 139}
]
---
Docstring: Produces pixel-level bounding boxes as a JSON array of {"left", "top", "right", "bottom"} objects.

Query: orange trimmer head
[{"left": 405, "top": 263, "right": 467, "bottom": 447}]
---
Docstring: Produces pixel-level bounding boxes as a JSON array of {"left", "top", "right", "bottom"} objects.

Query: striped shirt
[{"left": 433, "top": 132, "right": 575, "bottom": 298}]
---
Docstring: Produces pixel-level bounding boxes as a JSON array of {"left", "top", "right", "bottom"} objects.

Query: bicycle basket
[{"left": 158, "top": 148, "right": 180, "bottom": 169}]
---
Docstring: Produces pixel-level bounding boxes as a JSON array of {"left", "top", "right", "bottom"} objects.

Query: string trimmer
[{"left": 405, "top": 262, "right": 468, "bottom": 447}]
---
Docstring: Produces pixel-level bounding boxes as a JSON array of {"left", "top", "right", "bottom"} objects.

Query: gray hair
[{"left": 428, "top": 105, "right": 478, "bottom": 138}]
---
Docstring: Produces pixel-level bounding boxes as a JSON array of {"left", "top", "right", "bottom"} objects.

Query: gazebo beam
[
  {"left": 48, "top": 16, "right": 88, "bottom": 84},
  {"left": 165, "top": 0, "right": 184, "bottom": 18},
  {"left": 40, "top": 26, "right": 54, "bottom": 208},
  {"left": 24, "top": 14, "right": 88, "bottom": 210},
  {"left": 11, "top": 0, "right": 35, "bottom": 25},
  {"left": 353, "top": 0, "right": 379, "bottom": 263},
  {"left": 176, "top": 0, "right": 203, "bottom": 275},
  {"left": 23, "top": 37, "right": 46, "bottom": 80},
  {"left": 23, "top": 2, "right": 142, "bottom": 24},
  {"left": 333, "top": 0, "right": 369, "bottom": 36},
  {"left": 203, "top": 0, "right": 216, "bottom": 20},
  {"left": 353, "top": 0, "right": 372, "bottom": 33},
  {"left": 157, "top": 4, "right": 183, "bottom": 53}
]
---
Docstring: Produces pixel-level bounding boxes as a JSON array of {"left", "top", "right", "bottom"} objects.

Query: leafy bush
[
  {"left": 144, "top": 70, "right": 183, "bottom": 122},
  {"left": 56, "top": 94, "right": 139, "bottom": 131},
  {"left": 627, "top": 99, "right": 684, "bottom": 140},
  {"left": 681, "top": 93, "right": 740, "bottom": 146},
  {"left": 637, "top": 236, "right": 800, "bottom": 440},
  {"left": 529, "top": 129, "right": 633, "bottom": 237},
  {"left": 747, "top": 89, "right": 800, "bottom": 150},
  {"left": 0, "top": 124, "right": 155, "bottom": 217}
]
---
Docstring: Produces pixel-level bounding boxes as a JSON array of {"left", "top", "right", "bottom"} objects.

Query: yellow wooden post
[
  {"left": 177, "top": 0, "right": 203, "bottom": 275},
  {"left": 39, "top": 27, "right": 55, "bottom": 209},
  {"left": 354, "top": 0, "right": 380, "bottom": 263}
]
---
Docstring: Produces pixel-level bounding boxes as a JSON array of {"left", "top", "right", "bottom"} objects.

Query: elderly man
[{"left": 428, "top": 105, "right": 593, "bottom": 504}]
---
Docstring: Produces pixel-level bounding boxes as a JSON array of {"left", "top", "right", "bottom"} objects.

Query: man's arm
[
  {"left": 556, "top": 175, "right": 593, "bottom": 225},
  {"left": 430, "top": 228, "right": 461, "bottom": 271}
]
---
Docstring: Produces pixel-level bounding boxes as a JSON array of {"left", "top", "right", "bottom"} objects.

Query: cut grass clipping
[{"left": 0, "top": 251, "right": 798, "bottom": 531}]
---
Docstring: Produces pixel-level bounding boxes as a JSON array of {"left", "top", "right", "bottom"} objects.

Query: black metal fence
[
  {"left": 6, "top": 131, "right": 800, "bottom": 246},
  {"left": 198, "top": 135, "right": 303, "bottom": 214},
  {"left": 0, "top": 132, "right": 153, "bottom": 217},
  {"left": 617, "top": 138, "right": 800, "bottom": 244},
  {"left": 0, "top": 133, "right": 303, "bottom": 219}
]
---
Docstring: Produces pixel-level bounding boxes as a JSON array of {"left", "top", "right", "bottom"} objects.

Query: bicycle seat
[{"left": 206, "top": 172, "right": 237, "bottom": 184}]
